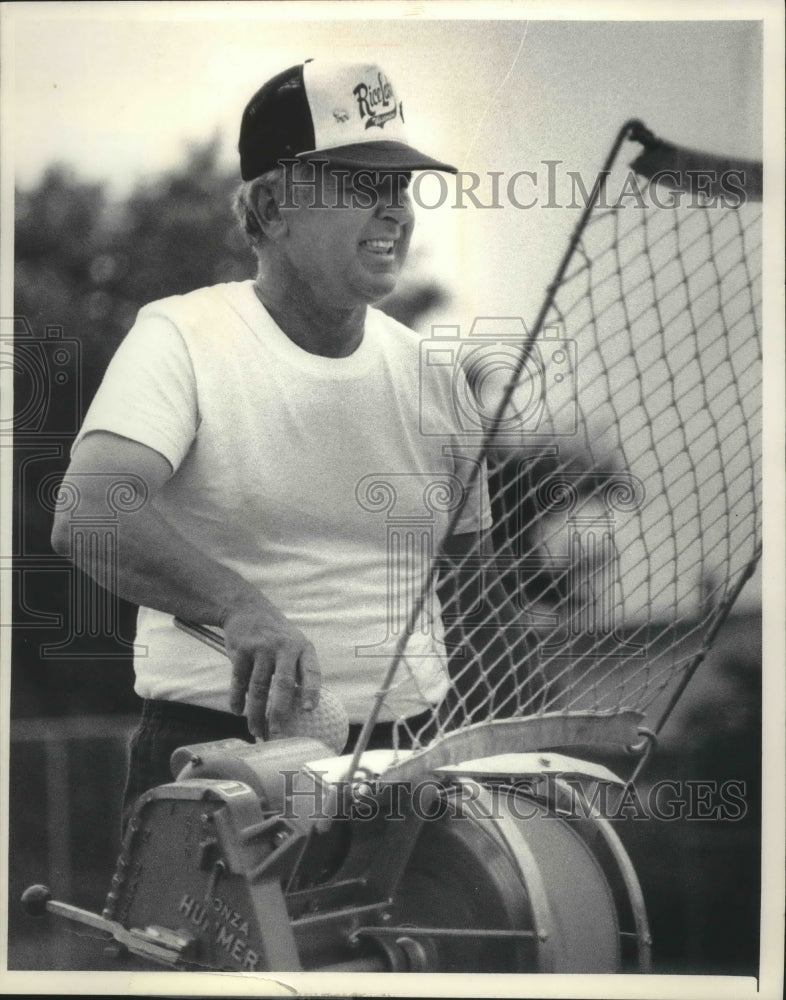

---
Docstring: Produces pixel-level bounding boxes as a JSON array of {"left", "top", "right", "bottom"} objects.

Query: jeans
[{"left": 122, "top": 699, "right": 254, "bottom": 831}]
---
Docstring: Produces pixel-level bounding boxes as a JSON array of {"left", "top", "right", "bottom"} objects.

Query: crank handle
[
  {"left": 173, "top": 617, "right": 227, "bottom": 655},
  {"left": 21, "top": 884, "right": 195, "bottom": 967}
]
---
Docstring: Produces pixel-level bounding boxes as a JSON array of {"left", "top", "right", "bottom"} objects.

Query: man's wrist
[{"left": 217, "top": 588, "right": 265, "bottom": 628}]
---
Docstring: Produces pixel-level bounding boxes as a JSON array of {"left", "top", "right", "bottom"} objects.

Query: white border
[{"left": 1, "top": 2, "right": 783, "bottom": 998}]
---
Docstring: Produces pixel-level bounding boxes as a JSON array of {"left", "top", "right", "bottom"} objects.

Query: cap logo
[
  {"left": 240, "top": 61, "right": 456, "bottom": 178},
  {"left": 353, "top": 72, "right": 397, "bottom": 130}
]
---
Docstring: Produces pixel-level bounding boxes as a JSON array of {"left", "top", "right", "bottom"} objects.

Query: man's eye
[
  {"left": 327, "top": 170, "right": 412, "bottom": 206},
  {"left": 339, "top": 172, "right": 367, "bottom": 195}
]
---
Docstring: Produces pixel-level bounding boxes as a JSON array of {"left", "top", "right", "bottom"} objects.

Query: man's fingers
[
  {"left": 247, "top": 658, "right": 275, "bottom": 735},
  {"left": 225, "top": 626, "right": 322, "bottom": 737},
  {"left": 297, "top": 643, "right": 321, "bottom": 711},
  {"left": 228, "top": 648, "right": 255, "bottom": 716},
  {"left": 267, "top": 651, "right": 299, "bottom": 734},
  {"left": 245, "top": 651, "right": 275, "bottom": 735}
]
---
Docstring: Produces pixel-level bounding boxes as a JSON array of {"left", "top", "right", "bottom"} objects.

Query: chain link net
[{"left": 363, "top": 129, "right": 762, "bottom": 760}]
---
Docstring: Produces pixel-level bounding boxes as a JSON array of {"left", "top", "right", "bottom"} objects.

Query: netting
[{"left": 354, "top": 122, "right": 763, "bottom": 765}]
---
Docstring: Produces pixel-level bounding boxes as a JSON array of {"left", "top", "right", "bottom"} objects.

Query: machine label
[{"left": 178, "top": 893, "right": 259, "bottom": 970}]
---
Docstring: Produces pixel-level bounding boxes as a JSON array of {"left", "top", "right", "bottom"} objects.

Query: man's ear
[{"left": 250, "top": 179, "right": 288, "bottom": 240}]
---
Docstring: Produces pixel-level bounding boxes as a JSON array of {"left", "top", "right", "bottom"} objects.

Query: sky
[{"left": 5, "top": 4, "right": 766, "bottom": 320}]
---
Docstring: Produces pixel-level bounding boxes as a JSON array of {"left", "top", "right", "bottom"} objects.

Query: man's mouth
[{"left": 360, "top": 239, "right": 396, "bottom": 256}]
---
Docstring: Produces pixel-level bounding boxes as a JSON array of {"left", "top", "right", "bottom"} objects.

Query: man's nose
[{"left": 374, "top": 177, "right": 414, "bottom": 224}]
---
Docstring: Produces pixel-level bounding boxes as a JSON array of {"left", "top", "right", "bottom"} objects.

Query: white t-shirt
[{"left": 75, "top": 280, "right": 490, "bottom": 722}]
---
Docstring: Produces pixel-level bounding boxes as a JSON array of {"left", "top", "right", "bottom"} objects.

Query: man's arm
[
  {"left": 439, "top": 531, "right": 542, "bottom": 723},
  {"left": 51, "top": 430, "right": 320, "bottom": 735}
]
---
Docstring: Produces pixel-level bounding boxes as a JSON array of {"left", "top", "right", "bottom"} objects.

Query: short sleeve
[{"left": 73, "top": 310, "right": 198, "bottom": 471}]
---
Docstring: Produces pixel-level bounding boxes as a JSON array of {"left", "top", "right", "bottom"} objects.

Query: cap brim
[{"left": 296, "top": 140, "right": 457, "bottom": 174}]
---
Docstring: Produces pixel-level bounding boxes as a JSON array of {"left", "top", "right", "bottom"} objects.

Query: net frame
[{"left": 347, "top": 120, "right": 763, "bottom": 779}]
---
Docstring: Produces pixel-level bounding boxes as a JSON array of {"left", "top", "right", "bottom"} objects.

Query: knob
[{"left": 21, "top": 884, "right": 52, "bottom": 917}]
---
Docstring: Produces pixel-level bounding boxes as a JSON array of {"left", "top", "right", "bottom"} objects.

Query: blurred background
[{"left": 5, "top": 4, "right": 766, "bottom": 977}]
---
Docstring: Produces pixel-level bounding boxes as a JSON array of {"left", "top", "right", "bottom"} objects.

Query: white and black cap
[{"left": 239, "top": 59, "right": 457, "bottom": 180}]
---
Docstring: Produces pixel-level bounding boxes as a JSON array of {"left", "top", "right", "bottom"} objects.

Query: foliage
[{"left": 15, "top": 141, "right": 253, "bottom": 401}]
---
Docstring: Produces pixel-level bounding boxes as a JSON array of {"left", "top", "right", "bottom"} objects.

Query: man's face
[{"left": 279, "top": 164, "right": 415, "bottom": 308}]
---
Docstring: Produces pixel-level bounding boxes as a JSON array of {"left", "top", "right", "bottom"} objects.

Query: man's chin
[{"left": 361, "top": 276, "right": 400, "bottom": 305}]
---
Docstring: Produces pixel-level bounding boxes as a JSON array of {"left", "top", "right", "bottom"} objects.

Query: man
[{"left": 52, "top": 59, "right": 515, "bottom": 816}]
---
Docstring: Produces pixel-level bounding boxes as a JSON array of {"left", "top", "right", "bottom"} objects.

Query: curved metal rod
[
  {"left": 550, "top": 777, "right": 652, "bottom": 973},
  {"left": 454, "top": 778, "right": 557, "bottom": 972}
]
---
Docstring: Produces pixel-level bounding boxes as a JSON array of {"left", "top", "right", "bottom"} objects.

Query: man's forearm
[
  {"left": 51, "top": 434, "right": 320, "bottom": 732},
  {"left": 53, "top": 496, "right": 319, "bottom": 730},
  {"left": 55, "top": 499, "right": 261, "bottom": 626}
]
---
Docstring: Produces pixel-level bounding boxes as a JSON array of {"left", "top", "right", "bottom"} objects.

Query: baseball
[{"left": 272, "top": 686, "right": 350, "bottom": 755}]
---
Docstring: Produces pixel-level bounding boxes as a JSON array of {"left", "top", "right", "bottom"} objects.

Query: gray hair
[{"left": 232, "top": 166, "right": 288, "bottom": 252}]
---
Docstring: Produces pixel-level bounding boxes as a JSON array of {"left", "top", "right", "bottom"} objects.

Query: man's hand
[{"left": 223, "top": 600, "right": 322, "bottom": 738}]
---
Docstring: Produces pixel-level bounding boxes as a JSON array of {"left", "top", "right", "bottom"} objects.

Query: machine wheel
[{"left": 387, "top": 781, "right": 623, "bottom": 973}]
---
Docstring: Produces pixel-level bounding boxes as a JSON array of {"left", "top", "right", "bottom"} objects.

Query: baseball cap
[{"left": 239, "top": 59, "right": 457, "bottom": 180}]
